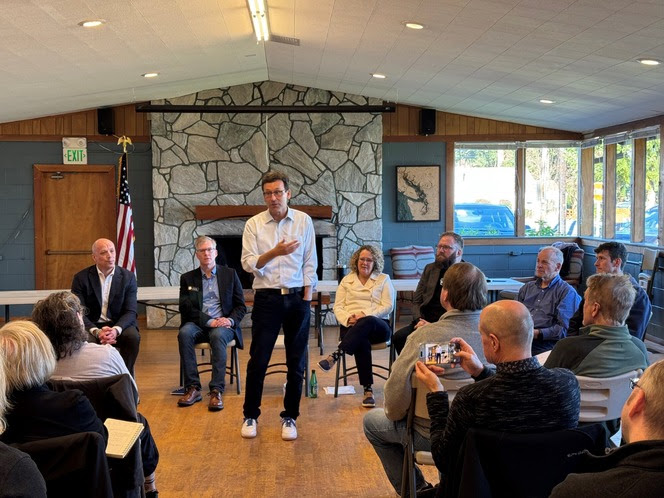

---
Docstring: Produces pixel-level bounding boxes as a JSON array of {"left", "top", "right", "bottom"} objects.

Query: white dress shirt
[
  {"left": 241, "top": 207, "right": 318, "bottom": 290},
  {"left": 334, "top": 272, "right": 395, "bottom": 327}
]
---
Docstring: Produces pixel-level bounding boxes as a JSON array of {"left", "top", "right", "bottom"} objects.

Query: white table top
[
  {"left": 317, "top": 277, "right": 523, "bottom": 293},
  {"left": 0, "top": 278, "right": 523, "bottom": 306}
]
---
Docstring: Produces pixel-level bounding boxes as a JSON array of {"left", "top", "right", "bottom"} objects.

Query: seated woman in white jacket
[{"left": 318, "top": 244, "right": 395, "bottom": 407}]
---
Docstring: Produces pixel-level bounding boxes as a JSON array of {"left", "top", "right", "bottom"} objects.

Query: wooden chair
[
  {"left": 333, "top": 302, "right": 397, "bottom": 397},
  {"left": 400, "top": 375, "right": 473, "bottom": 498},
  {"left": 177, "top": 340, "right": 241, "bottom": 395}
]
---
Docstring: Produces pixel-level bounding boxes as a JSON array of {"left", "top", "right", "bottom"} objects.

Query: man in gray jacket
[{"left": 363, "top": 262, "right": 489, "bottom": 494}]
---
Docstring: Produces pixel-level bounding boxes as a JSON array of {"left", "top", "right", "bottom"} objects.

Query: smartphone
[{"left": 419, "top": 341, "right": 461, "bottom": 367}]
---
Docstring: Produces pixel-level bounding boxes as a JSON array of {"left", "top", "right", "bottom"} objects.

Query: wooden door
[{"left": 34, "top": 165, "right": 116, "bottom": 289}]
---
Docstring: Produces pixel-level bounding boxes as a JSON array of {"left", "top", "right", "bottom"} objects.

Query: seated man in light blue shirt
[
  {"left": 177, "top": 236, "right": 247, "bottom": 411},
  {"left": 517, "top": 246, "right": 581, "bottom": 354}
]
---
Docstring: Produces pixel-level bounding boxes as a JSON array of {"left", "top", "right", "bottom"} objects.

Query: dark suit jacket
[
  {"left": 179, "top": 265, "right": 247, "bottom": 349},
  {"left": 71, "top": 265, "right": 138, "bottom": 332},
  {"left": 413, "top": 260, "right": 462, "bottom": 321}
]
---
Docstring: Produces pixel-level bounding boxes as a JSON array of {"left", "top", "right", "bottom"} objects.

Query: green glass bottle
[{"left": 309, "top": 369, "right": 318, "bottom": 398}]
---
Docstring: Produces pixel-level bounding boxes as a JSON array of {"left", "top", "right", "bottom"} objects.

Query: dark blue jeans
[
  {"left": 339, "top": 316, "right": 391, "bottom": 386},
  {"left": 178, "top": 322, "right": 234, "bottom": 392},
  {"left": 243, "top": 291, "right": 310, "bottom": 420}
]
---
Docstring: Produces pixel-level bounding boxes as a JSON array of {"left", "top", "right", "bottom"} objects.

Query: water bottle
[{"left": 309, "top": 369, "right": 318, "bottom": 398}]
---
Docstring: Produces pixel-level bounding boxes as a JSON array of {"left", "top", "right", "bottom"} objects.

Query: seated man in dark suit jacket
[
  {"left": 71, "top": 238, "right": 140, "bottom": 376},
  {"left": 178, "top": 236, "right": 247, "bottom": 411},
  {"left": 392, "top": 232, "right": 464, "bottom": 354}
]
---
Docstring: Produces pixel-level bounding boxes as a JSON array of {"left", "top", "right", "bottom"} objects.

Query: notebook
[{"left": 104, "top": 418, "right": 144, "bottom": 459}]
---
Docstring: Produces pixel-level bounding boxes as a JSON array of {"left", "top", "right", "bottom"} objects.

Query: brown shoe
[
  {"left": 177, "top": 386, "right": 202, "bottom": 407},
  {"left": 208, "top": 389, "right": 224, "bottom": 411}
]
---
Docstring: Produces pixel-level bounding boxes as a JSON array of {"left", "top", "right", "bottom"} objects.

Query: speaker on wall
[
  {"left": 419, "top": 108, "right": 436, "bottom": 136},
  {"left": 97, "top": 108, "right": 114, "bottom": 135}
]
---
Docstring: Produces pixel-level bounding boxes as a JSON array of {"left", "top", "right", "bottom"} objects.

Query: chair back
[
  {"left": 412, "top": 375, "right": 473, "bottom": 419},
  {"left": 577, "top": 370, "right": 641, "bottom": 422},
  {"left": 639, "top": 248, "right": 659, "bottom": 300},
  {"left": 47, "top": 374, "right": 144, "bottom": 495},
  {"left": 453, "top": 424, "right": 608, "bottom": 498},
  {"left": 11, "top": 431, "right": 113, "bottom": 498}
]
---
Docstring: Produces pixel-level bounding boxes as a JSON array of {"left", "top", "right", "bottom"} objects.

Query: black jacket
[
  {"left": 179, "top": 265, "right": 247, "bottom": 348},
  {"left": 551, "top": 439, "right": 664, "bottom": 497},
  {"left": 71, "top": 265, "right": 138, "bottom": 331}
]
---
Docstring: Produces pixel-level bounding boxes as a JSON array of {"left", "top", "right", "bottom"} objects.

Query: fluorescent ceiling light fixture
[
  {"left": 403, "top": 22, "right": 424, "bottom": 30},
  {"left": 372, "top": 73, "right": 387, "bottom": 79},
  {"left": 539, "top": 99, "right": 555, "bottom": 104},
  {"left": 637, "top": 58, "right": 661, "bottom": 66},
  {"left": 142, "top": 72, "right": 159, "bottom": 78},
  {"left": 247, "top": 0, "right": 270, "bottom": 41},
  {"left": 78, "top": 19, "right": 105, "bottom": 28}
]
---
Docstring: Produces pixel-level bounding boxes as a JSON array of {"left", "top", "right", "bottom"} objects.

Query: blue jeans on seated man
[
  {"left": 363, "top": 408, "right": 431, "bottom": 495},
  {"left": 178, "top": 322, "right": 234, "bottom": 392}
]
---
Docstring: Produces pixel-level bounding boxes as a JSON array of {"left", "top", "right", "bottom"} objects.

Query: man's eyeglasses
[
  {"left": 263, "top": 190, "right": 286, "bottom": 198},
  {"left": 437, "top": 244, "right": 456, "bottom": 251},
  {"left": 196, "top": 248, "right": 216, "bottom": 253},
  {"left": 630, "top": 377, "right": 641, "bottom": 390}
]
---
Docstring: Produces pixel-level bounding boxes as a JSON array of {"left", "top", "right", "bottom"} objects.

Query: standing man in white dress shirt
[{"left": 240, "top": 171, "right": 318, "bottom": 441}]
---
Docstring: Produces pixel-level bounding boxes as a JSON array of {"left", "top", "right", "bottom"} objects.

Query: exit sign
[{"left": 62, "top": 137, "right": 88, "bottom": 164}]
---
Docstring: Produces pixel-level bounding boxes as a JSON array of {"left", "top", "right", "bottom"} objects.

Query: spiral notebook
[{"left": 104, "top": 418, "right": 144, "bottom": 459}]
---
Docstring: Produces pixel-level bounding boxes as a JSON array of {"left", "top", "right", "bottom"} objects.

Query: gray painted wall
[{"left": 0, "top": 141, "right": 154, "bottom": 315}]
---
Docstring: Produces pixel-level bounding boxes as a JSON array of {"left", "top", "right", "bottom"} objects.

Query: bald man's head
[{"left": 480, "top": 300, "right": 534, "bottom": 352}]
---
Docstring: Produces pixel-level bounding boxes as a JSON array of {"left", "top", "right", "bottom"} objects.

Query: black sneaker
[
  {"left": 362, "top": 389, "right": 375, "bottom": 408},
  {"left": 318, "top": 355, "right": 337, "bottom": 371}
]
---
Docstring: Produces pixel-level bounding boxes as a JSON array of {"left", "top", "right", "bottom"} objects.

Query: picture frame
[{"left": 396, "top": 165, "right": 440, "bottom": 222}]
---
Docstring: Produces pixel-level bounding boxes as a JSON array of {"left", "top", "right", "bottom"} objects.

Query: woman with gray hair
[
  {"left": 0, "top": 342, "right": 47, "bottom": 497},
  {"left": 32, "top": 291, "right": 136, "bottom": 392},
  {"left": 318, "top": 244, "right": 395, "bottom": 407}
]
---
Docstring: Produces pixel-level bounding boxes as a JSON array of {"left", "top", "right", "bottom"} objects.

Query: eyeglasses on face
[
  {"left": 196, "top": 248, "right": 216, "bottom": 253},
  {"left": 437, "top": 244, "right": 456, "bottom": 251},
  {"left": 359, "top": 257, "right": 374, "bottom": 263},
  {"left": 263, "top": 190, "right": 286, "bottom": 198}
]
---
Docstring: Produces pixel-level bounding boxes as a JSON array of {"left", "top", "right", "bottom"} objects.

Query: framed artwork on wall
[{"left": 396, "top": 165, "right": 440, "bottom": 222}]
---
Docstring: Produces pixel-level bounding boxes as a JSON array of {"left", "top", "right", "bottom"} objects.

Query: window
[
  {"left": 593, "top": 144, "right": 604, "bottom": 238},
  {"left": 524, "top": 145, "right": 579, "bottom": 236},
  {"left": 614, "top": 141, "right": 633, "bottom": 240},
  {"left": 645, "top": 136, "right": 660, "bottom": 245},
  {"left": 454, "top": 145, "right": 516, "bottom": 236}
]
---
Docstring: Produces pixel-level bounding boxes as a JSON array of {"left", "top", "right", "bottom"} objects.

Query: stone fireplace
[{"left": 148, "top": 81, "right": 383, "bottom": 327}]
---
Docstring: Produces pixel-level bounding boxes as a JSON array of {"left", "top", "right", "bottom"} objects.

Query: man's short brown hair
[
  {"left": 443, "top": 262, "right": 487, "bottom": 311},
  {"left": 261, "top": 170, "right": 289, "bottom": 191}
]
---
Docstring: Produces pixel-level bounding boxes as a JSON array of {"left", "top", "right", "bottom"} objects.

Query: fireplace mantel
[{"left": 195, "top": 205, "right": 333, "bottom": 220}]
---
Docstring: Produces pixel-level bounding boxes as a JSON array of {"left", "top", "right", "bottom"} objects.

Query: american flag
[{"left": 117, "top": 152, "right": 136, "bottom": 275}]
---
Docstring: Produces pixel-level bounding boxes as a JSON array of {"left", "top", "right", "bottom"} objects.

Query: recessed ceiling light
[
  {"left": 637, "top": 58, "right": 661, "bottom": 66},
  {"left": 403, "top": 22, "right": 424, "bottom": 30},
  {"left": 142, "top": 72, "right": 159, "bottom": 78},
  {"left": 372, "top": 73, "right": 387, "bottom": 79},
  {"left": 78, "top": 19, "right": 105, "bottom": 28},
  {"left": 539, "top": 99, "right": 555, "bottom": 104}
]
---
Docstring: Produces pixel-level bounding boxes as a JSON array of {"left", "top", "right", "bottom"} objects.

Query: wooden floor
[{"left": 134, "top": 323, "right": 438, "bottom": 498}]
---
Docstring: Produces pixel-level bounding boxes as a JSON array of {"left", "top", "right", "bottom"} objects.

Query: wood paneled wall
[
  {"left": 0, "top": 104, "right": 150, "bottom": 142},
  {"left": 383, "top": 104, "right": 582, "bottom": 142}
]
